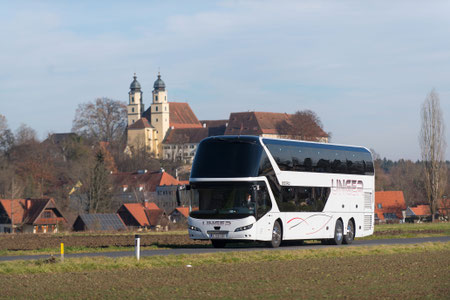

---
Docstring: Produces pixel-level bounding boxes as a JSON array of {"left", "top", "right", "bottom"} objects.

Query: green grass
[{"left": 0, "top": 242, "right": 448, "bottom": 275}]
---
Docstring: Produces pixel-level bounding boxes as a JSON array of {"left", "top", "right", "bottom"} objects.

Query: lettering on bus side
[
  {"left": 331, "top": 179, "right": 363, "bottom": 194},
  {"left": 203, "top": 221, "right": 232, "bottom": 226}
]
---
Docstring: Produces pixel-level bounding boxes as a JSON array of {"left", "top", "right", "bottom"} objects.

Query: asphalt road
[{"left": 1, "top": 236, "right": 449, "bottom": 262}]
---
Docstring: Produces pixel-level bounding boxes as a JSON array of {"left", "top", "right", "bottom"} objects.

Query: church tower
[
  {"left": 150, "top": 73, "right": 170, "bottom": 155},
  {"left": 127, "top": 74, "right": 144, "bottom": 126}
]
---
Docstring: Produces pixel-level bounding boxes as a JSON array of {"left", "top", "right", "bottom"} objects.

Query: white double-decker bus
[{"left": 187, "top": 136, "right": 375, "bottom": 248}]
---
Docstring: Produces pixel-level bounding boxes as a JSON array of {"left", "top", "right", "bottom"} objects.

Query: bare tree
[
  {"left": 72, "top": 97, "right": 127, "bottom": 143},
  {"left": 0, "top": 115, "right": 14, "bottom": 154},
  {"left": 15, "top": 123, "right": 37, "bottom": 145},
  {"left": 419, "top": 89, "right": 447, "bottom": 222},
  {"left": 276, "top": 110, "right": 329, "bottom": 141}
]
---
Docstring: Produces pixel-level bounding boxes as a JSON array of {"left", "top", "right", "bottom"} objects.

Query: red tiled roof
[
  {"left": 159, "top": 172, "right": 182, "bottom": 186},
  {"left": 144, "top": 208, "right": 165, "bottom": 227},
  {"left": 122, "top": 203, "right": 150, "bottom": 227},
  {"left": 172, "top": 207, "right": 199, "bottom": 218},
  {"left": 224, "top": 111, "right": 328, "bottom": 137},
  {"left": 375, "top": 191, "right": 406, "bottom": 220},
  {"left": 144, "top": 202, "right": 160, "bottom": 210},
  {"left": 0, "top": 198, "right": 67, "bottom": 225},
  {"left": 439, "top": 198, "right": 450, "bottom": 216},
  {"left": 0, "top": 199, "right": 26, "bottom": 225},
  {"left": 410, "top": 205, "right": 431, "bottom": 216},
  {"left": 128, "top": 118, "right": 153, "bottom": 129},
  {"left": 169, "top": 102, "right": 202, "bottom": 128},
  {"left": 113, "top": 170, "right": 182, "bottom": 192},
  {"left": 163, "top": 127, "right": 208, "bottom": 144}
]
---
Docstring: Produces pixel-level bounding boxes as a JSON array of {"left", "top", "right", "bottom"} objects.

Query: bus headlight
[
  {"left": 188, "top": 225, "right": 201, "bottom": 232},
  {"left": 235, "top": 223, "right": 253, "bottom": 232}
]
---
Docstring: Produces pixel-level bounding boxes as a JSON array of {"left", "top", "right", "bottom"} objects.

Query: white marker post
[{"left": 135, "top": 234, "right": 141, "bottom": 261}]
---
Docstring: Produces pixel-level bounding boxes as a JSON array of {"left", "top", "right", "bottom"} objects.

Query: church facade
[{"left": 126, "top": 73, "right": 206, "bottom": 160}]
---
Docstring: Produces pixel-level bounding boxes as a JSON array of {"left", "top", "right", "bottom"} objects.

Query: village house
[
  {"left": 374, "top": 191, "right": 407, "bottom": 224},
  {"left": 169, "top": 206, "right": 198, "bottom": 224},
  {"left": 0, "top": 198, "right": 68, "bottom": 233},
  {"left": 405, "top": 205, "right": 431, "bottom": 222},
  {"left": 112, "top": 169, "right": 189, "bottom": 213},
  {"left": 117, "top": 202, "right": 169, "bottom": 231}
]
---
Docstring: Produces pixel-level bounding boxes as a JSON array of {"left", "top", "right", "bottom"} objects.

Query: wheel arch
[{"left": 275, "top": 218, "right": 283, "bottom": 239}]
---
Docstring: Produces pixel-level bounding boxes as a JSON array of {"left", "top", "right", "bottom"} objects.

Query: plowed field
[{"left": 0, "top": 233, "right": 208, "bottom": 251}]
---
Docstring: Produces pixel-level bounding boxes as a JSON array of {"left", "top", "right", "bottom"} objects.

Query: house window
[
  {"left": 43, "top": 211, "right": 52, "bottom": 218},
  {"left": 377, "top": 203, "right": 382, "bottom": 209}
]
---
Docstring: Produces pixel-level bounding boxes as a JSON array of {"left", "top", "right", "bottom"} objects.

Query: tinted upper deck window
[{"left": 191, "top": 137, "right": 264, "bottom": 178}]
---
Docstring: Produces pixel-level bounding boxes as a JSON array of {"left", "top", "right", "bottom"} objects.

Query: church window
[
  {"left": 156, "top": 106, "right": 158, "bottom": 112},
  {"left": 165, "top": 107, "right": 167, "bottom": 111},
  {"left": 155, "top": 95, "right": 158, "bottom": 102},
  {"left": 131, "top": 96, "right": 134, "bottom": 103},
  {"left": 165, "top": 96, "right": 167, "bottom": 101},
  {"left": 132, "top": 108, "right": 135, "bottom": 112},
  {"left": 132, "top": 120, "right": 135, "bottom": 123},
  {"left": 156, "top": 118, "right": 158, "bottom": 122}
]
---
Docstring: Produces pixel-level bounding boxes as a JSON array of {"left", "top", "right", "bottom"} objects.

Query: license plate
[{"left": 210, "top": 233, "right": 227, "bottom": 239}]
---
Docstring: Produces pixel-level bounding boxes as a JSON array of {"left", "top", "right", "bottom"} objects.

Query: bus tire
[
  {"left": 268, "top": 221, "right": 282, "bottom": 248},
  {"left": 211, "top": 240, "right": 227, "bottom": 248},
  {"left": 343, "top": 220, "right": 355, "bottom": 245},
  {"left": 331, "top": 219, "right": 344, "bottom": 245}
]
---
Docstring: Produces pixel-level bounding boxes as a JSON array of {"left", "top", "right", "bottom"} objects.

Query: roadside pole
[
  {"left": 135, "top": 235, "right": 140, "bottom": 261},
  {"left": 61, "top": 243, "right": 64, "bottom": 263}
]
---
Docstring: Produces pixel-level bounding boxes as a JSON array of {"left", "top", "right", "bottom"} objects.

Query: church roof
[
  {"left": 168, "top": 102, "right": 202, "bottom": 128},
  {"left": 153, "top": 74, "right": 165, "bottom": 91},
  {"left": 128, "top": 118, "right": 153, "bottom": 130},
  {"left": 130, "top": 74, "right": 141, "bottom": 90},
  {"left": 163, "top": 127, "right": 208, "bottom": 144}
]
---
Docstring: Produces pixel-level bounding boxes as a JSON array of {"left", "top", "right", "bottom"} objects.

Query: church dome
[
  {"left": 130, "top": 74, "right": 141, "bottom": 90},
  {"left": 153, "top": 73, "right": 166, "bottom": 91}
]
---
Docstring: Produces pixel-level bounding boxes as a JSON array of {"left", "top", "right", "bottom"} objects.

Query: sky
[{"left": 0, "top": 0, "right": 449, "bottom": 160}]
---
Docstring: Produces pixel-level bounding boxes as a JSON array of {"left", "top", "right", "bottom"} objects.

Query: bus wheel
[
  {"left": 343, "top": 220, "right": 355, "bottom": 245},
  {"left": 211, "top": 240, "right": 227, "bottom": 248},
  {"left": 269, "top": 221, "right": 282, "bottom": 248},
  {"left": 331, "top": 219, "right": 344, "bottom": 245}
]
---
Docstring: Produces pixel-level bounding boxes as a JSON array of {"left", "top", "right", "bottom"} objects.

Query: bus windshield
[{"left": 190, "top": 181, "right": 271, "bottom": 220}]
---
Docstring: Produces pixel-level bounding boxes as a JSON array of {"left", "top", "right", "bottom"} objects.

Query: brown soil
[
  {"left": 0, "top": 250, "right": 448, "bottom": 299},
  {"left": 0, "top": 233, "right": 209, "bottom": 251}
]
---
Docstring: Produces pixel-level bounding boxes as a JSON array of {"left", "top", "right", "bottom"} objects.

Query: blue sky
[{"left": 1, "top": 0, "right": 449, "bottom": 160}]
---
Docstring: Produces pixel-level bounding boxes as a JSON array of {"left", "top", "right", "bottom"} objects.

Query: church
[{"left": 126, "top": 73, "right": 213, "bottom": 161}]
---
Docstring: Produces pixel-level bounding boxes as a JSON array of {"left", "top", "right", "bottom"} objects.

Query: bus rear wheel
[
  {"left": 211, "top": 240, "right": 227, "bottom": 248},
  {"left": 343, "top": 220, "right": 355, "bottom": 245},
  {"left": 331, "top": 219, "right": 344, "bottom": 245},
  {"left": 268, "top": 221, "right": 282, "bottom": 248}
]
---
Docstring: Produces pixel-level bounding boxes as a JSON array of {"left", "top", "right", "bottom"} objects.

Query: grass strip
[{"left": 0, "top": 241, "right": 448, "bottom": 275}]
